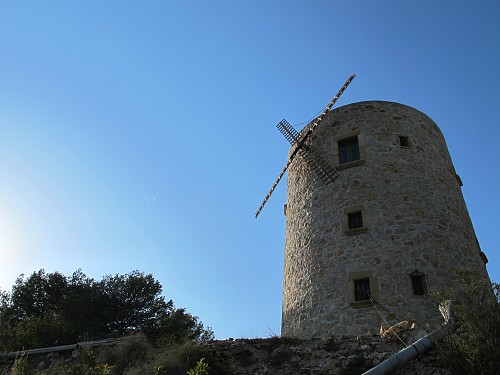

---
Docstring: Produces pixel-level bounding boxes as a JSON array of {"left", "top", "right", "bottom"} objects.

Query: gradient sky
[{"left": 0, "top": 1, "right": 499, "bottom": 339}]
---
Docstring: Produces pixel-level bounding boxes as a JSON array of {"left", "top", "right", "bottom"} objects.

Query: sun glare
[{"left": 0, "top": 212, "right": 26, "bottom": 285}]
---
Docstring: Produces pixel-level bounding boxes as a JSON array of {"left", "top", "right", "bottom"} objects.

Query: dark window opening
[
  {"left": 399, "top": 135, "right": 410, "bottom": 147},
  {"left": 339, "top": 137, "right": 360, "bottom": 164},
  {"left": 348, "top": 211, "right": 363, "bottom": 229},
  {"left": 354, "top": 278, "right": 371, "bottom": 301},
  {"left": 410, "top": 270, "right": 426, "bottom": 296}
]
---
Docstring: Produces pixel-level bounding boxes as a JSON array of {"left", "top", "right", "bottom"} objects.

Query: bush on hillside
[{"left": 435, "top": 270, "right": 500, "bottom": 375}]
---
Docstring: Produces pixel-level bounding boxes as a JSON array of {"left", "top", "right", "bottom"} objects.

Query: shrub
[
  {"left": 187, "top": 358, "right": 209, "bottom": 375},
  {"left": 10, "top": 356, "right": 29, "bottom": 375},
  {"left": 95, "top": 334, "right": 151, "bottom": 373},
  {"left": 38, "top": 350, "right": 112, "bottom": 375},
  {"left": 435, "top": 271, "right": 500, "bottom": 374}
]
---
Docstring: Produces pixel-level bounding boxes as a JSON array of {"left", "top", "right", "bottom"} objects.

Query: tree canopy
[{"left": 0, "top": 269, "right": 213, "bottom": 351}]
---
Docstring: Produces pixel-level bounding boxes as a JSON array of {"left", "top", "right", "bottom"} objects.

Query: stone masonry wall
[{"left": 282, "top": 101, "right": 491, "bottom": 337}]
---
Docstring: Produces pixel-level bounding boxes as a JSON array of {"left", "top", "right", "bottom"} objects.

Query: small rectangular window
[
  {"left": 348, "top": 211, "right": 363, "bottom": 229},
  {"left": 399, "top": 135, "right": 410, "bottom": 147},
  {"left": 410, "top": 271, "right": 426, "bottom": 296},
  {"left": 354, "top": 278, "right": 371, "bottom": 301},
  {"left": 339, "top": 137, "right": 360, "bottom": 164}
]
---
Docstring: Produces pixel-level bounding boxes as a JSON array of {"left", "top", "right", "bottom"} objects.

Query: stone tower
[{"left": 281, "top": 101, "right": 490, "bottom": 337}]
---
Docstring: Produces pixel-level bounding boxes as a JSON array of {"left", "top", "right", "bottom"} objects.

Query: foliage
[
  {"left": 0, "top": 338, "right": 234, "bottom": 375},
  {"left": 187, "top": 358, "right": 209, "bottom": 375},
  {"left": 10, "top": 356, "right": 29, "bottom": 375},
  {"left": 149, "top": 341, "right": 235, "bottom": 375},
  {"left": 149, "top": 308, "right": 214, "bottom": 345},
  {"left": 9, "top": 314, "right": 69, "bottom": 350},
  {"left": 38, "top": 351, "right": 113, "bottom": 375},
  {"left": 98, "top": 272, "right": 170, "bottom": 336},
  {"left": 94, "top": 333, "right": 151, "bottom": 373},
  {"left": 0, "top": 269, "right": 213, "bottom": 351},
  {"left": 436, "top": 271, "right": 500, "bottom": 375}
]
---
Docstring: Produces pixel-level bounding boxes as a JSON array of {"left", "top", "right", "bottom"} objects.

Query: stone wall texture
[{"left": 281, "top": 101, "right": 491, "bottom": 338}]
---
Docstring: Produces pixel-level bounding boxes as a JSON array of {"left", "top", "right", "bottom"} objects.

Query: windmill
[{"left": 255, "top": 74, "right": 356, "bottom": 218}]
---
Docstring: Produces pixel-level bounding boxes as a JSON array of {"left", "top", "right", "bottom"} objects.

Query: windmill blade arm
[
  {"left": 299, "top": 147, "right": 338, "bottom": 184},
  {"left": 276, "top": 118, "right": 299, "bottom": 144},
  {"left": 322, "top": 74, "right": 356, "bottom": 115},
  {"left": 307, "top": 74, "right": 356, "bottom": 136},
  {"left": 255, "top": 74, "right": 355, "bottom": 218},
  {"left": 255, "top": 159, "right": 292, "bottom": 218}
]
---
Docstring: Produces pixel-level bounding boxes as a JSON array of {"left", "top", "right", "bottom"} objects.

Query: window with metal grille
[
  {"left": 354, "top": 278, "right": 371, "bottom": 301},
  {"left": 339, "top": 137, "right": 360, "bottom": 164},
  {"left": 410, "top": 271, "right": 426, "bottom": 296},
  {"left": 348, "top": 211, "right": 363, "bottom": 229}
]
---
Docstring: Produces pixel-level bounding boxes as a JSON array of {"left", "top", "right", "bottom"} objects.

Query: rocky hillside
[
  {"left": 1, "top": 332, "right": 451, "bottom": 374},
  {"left": 204, "top": 334, "right": 450, "bottom": 375}
]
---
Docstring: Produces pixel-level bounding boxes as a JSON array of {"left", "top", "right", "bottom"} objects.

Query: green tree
[
  {"left": 62, "top": 270, "right": 106, "bottom": 341},
  {"left": 99, "top": 271, "right": 172, "bottom": 336},
  {"left": 152, "top": 308, "right": 214, "bottom": 344},
  {"left": 10, "top": 270, "right": 68, "bottom": 321},
  {"left": 0, "top": 269, "right": 213, "bottom": 351}
]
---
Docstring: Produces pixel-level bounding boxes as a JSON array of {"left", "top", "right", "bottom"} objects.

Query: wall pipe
[
  {"left": 362, "top": 301, "right": 454, "bottom": 375},
  {"left": 361, "top": 325, "right": 446, "bottom": 375},
  {"left": 0, "top": 339, "right": 118, "bottom": 360}
]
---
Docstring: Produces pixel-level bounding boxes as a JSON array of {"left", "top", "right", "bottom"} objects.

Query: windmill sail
[{"left": 255, "top": 74, "right": 356, "bottom": 218}]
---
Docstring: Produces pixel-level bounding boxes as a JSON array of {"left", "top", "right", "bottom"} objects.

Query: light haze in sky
[{"left": 0, "top": 1, "right": 499, "bottom": 338}]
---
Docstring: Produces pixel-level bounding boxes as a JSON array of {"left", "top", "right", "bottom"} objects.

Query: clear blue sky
[{"left": 0, "top": 2, "right": 498, "bottom": 339}]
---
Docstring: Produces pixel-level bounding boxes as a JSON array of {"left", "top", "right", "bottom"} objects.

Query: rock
[
  {"left": 407, "top": 328, "right": 429, "bottom": 343},
  {"left": 322, "top": 359, "right": 339, "bottom": 371},
  {"left": 270, "top": 346, "right": 293, "bottom": 366},
  {"left": 314, "top": 349, "right": 329, "bottom": 358},
  {"left": 37, "top": 361, "right": 46, "bottom": 370},
  {"left": 377, "top": 352, "right": 388, "bottom": 360},
  {"left": 46, "top": 352, "right": 59, "bottom": 359},
  {"left": 319, "top": 336, "right": 338, "bottom": 352},
  {"left": 227, "top": 345, "right": 252, "bottom": 355}
]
